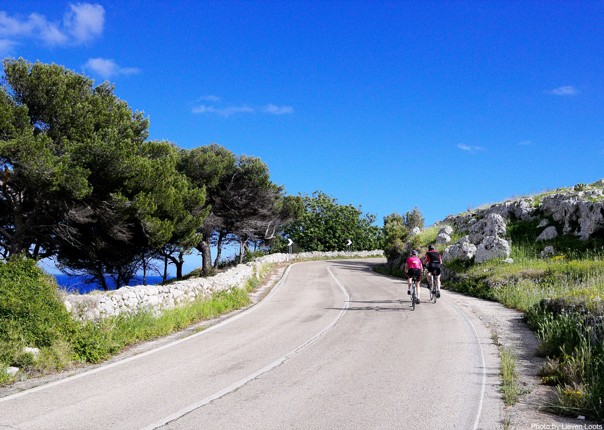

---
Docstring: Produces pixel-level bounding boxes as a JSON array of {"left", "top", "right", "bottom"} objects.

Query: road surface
[{"left": 0, "top": 259, "right": 502, "bottom": 429}]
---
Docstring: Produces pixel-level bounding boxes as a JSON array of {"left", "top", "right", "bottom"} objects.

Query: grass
[
  {"left": 443, "top": 239, "right": 604, "bottom": 420},
  {"left": 492, "top": 328, "right": 522, "bottom": 407},
  {"left": 71, "top": 285, "right": 254, "bottom": 364},
  {"left": 447, "top": 236, "right": 604, "bottom": 313},
  {"left": 415, "top": 226, "right": 440, "bottom": 247},
  {"left": 1, "top": 261, "right": 273, "bottom": 383},
  {"left": 0, "top": 366, "right": 13, "bottom": 385},
  {"left": 500, "top": 347, "right": 520, "bottom": 406}
]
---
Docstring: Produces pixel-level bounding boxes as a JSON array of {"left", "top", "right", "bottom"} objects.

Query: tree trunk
[
  {"left": 175, "top": 260, "right": 183, "bottom": 279},
  {"left": 141, "top": 258, "right": 148, "bottom": 285},
  {"left": 198, "top": 239, "right": 212, "bottom": 276},
  {"left": 9, "top": 210, "right": 28, "bottom": 256},
  {"left": 163, "top": 255, "right": 168, "bottom": 283},
  {"left": 32, "top": 242, "right": 41, "bottom": 258},
  {"left": 97, "top": 269, "right": 109, "bottom": 291},
  {"left": 238, "top": 238, "right": 245, "bottom": 264},
  {"left": 213, "top": 230, "right": 226, "bottom": 268},
  {"left": 175, "top": 251, "right": 184, "bottom": 279}
]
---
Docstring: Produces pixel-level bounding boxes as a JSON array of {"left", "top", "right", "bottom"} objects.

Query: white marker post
[{"left": 287, "top": 239, "right": 293, "bottom": 260}]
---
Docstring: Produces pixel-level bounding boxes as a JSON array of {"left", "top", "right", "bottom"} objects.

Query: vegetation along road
[{"left": 0, "top": 258, "right": 504, "bottom": 429}]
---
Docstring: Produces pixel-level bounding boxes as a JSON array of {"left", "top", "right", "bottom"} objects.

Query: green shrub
[
  {"left": 242, "top": 249, "right": 269, "bottom": 263},
  {"left": 551, "top": 340, "right": 604, "bottom": 420},
  {"left": 507, "top": 219, "right": 541, "bottom": 243},
  {"left": 528, "top": 304, "right": 604, "bottom": 420},
  {"left": 36, "top": 340, "right": 75, "bottom": 373},
  {"left": 13, "top": 349, "right": 37, "bottom": 369},
  {"left": 447, "top": 275, "right": 496, "bottom": 301},
  {"left": 71, "top": 321, "right": 116, "bottom": 364},
  {"left": 405, "top": 234, "right": 423, "bottom": 255},
  {"left": 415, "top": 226, "right": 439, "bottom": 247},
  {"left": 0, "top": 365, "right": 14, "bottom": 385},
  {"left": 574, "top": 183, "right": 588, "bottom": 192},
  {"left": 0, "top": 257, "right": 74, "bottom": 362}
]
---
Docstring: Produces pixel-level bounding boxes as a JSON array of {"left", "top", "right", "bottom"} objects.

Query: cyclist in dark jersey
[{"left": 422, "top": 244, "right": 442, "bottom": 298}]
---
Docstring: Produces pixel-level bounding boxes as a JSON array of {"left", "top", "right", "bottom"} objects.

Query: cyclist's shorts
[
  {"left": 407, "top": 268, "right": 422, "bottom": 280},
  {"left": 428, "top": 263, "right": 441, "bottom": 276}
]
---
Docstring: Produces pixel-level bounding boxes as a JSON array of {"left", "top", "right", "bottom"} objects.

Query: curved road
[{"left": 0, "top": 259, "right": 502, "bottom": 429}]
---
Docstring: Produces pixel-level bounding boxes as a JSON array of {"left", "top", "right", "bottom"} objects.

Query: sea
[{"left": 54, "top": 274, "right": 170, "bottom": 294}]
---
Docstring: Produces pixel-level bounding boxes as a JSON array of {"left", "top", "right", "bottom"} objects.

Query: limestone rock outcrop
[
  {"left": 443, "top": 236, "right": 477, "bottom": 262},
  {"left": 536, "top": 226, "right": 558, "bottom": 241},
  {"left": 475, "top": 236, "right": 512, "bottom": 264}
]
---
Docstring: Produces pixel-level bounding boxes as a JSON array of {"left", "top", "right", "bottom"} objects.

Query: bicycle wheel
[
  {"left": 411, "top": 286, "right": 416, "bottom": 311},
  {"left": 432, "top": 286, "right": 437, "bottom": 303}
]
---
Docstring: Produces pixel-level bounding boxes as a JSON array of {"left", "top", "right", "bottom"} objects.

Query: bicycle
[
  {"left": 428, "top": 272, "right": 438, "bottom": 304},
  {"left": 409, "top": 273, "right": 421, "bottom": 310}
]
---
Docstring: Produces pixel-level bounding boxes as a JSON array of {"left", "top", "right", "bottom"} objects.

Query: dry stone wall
[{"left": 63, "top": 250, "right": 383, "bottom": 321}]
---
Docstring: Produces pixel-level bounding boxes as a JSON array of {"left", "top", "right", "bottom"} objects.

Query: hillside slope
[{"left": 437, "top": 179, "right": 604, "bottom": 421}]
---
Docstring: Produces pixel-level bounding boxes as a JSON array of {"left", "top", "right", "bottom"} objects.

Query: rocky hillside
[{"left": 436, "top": 179, "right": 604, "bottom": 265}]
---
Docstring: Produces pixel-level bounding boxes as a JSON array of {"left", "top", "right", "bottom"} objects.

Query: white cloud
[
  {"left": 0, "top": 3, "right": 103, "bottom": 48},
  {"left": 63, "top": 3, "right": 104, "bottom": 43},
  {"left": 84, "top": 58, "right": 140, "bottom": 79},
  {"left": 0, "top": 38, "right": 17, "bottom": 55},
  {"left": 192, "top": 99, "right": 294, "bottom": 117},
  {"left": 263, "top": 104, "right": 294, "bottom": 115},
  {"left": 0, "top": 11, "right": 67, "bottom": 45},
  {"left": 457, "top": 143, "right": 484, "bottom": 153},
  {"left": 0, "top": 11, "right": 31, "bottom": 36},
  {"left": 32, "top": 13, "right": 69, "bottom": 45},
  {"left": 545, "top": 85, "right": 578, "bottom": 96},
  {"left": 192, "top": 104, "right": 255, "bottom": 117}
]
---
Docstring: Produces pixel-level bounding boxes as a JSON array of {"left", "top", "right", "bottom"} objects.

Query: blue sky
[{"left": 2, "top": 1, "right": 604, "bottom": 273}]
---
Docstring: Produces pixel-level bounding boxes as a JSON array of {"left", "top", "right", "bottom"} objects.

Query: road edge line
[
  {"left": 0, "top": 264, "right": 298, "bottom": 404},
  {"left": 441, "top": 295, "right": 487, "bottom": 430}
]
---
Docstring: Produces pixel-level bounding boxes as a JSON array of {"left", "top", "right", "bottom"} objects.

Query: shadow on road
[
  {"left": 327, "top": 260, "right": 382, "bottom": 271},
  {"left": 326, "top": 299, "right": 417, "bottom": 312}
]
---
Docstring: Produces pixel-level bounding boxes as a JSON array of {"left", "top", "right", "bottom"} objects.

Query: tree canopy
[
  {"left": 0, "top": 58, "right": 381, "bottom": 289},
  {"left": 180, "top": 144, "right": 300, "bottom": 272},
  {"left": 0, "top": 59, "right": 207, "bottom": 288},
  {"left": 284, "top": 191, "right": 382, "bottom": 252}
]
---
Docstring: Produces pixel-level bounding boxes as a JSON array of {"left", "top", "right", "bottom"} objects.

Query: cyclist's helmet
[
  {"left": 428, "top": 244, "right": 435, "bottom": 251},
  {"left": 411, "top": 250, "right": 418, "bottom": 256}
]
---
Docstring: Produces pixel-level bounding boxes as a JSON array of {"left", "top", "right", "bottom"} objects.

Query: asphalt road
[{"left": 0, "top": 259, "right": 502, "bottom": 429}]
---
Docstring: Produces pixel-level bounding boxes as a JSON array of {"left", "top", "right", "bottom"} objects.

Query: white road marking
[
  {"left": 0, "top": 264, "right": 296, "bottom": 404},
  {"left": 440, "top": 294, "right": 487, "bottom": 430},
  {"left": 140, "top": 265, "right": 350, "bottom": 430}
]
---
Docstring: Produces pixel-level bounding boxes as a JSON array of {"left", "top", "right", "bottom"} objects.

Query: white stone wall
[{"left": 63, "top": 250, "right": 384, "bottom": 321}]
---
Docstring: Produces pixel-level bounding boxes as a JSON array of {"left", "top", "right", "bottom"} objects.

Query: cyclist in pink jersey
[{"left": 404, "top": 249, "right": 423, "bottom": 302}]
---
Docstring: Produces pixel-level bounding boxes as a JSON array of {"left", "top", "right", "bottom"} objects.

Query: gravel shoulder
[{"left": 444, "top": 288, "right": 602, "bottom": 429}]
